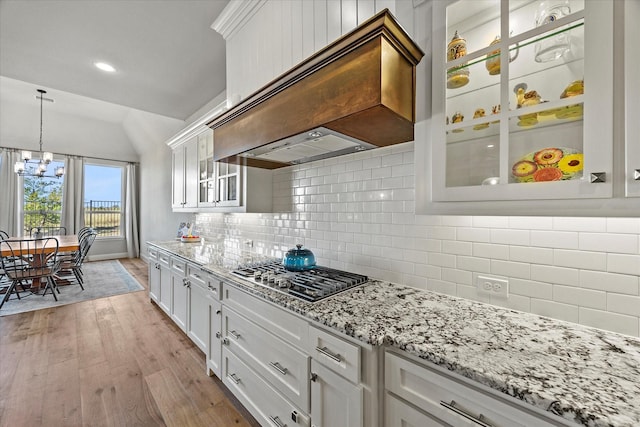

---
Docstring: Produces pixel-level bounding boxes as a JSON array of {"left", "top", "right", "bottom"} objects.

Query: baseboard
[{"left": 87, "top": 252, "right": 129, "bottom": 262}]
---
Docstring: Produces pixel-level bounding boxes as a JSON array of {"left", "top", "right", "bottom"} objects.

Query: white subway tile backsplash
[
  {"left": 472, "top": 216, "right": 509, "bottom": 229},
  {"left": 530, "top": 230, "right": 579, "bottom": 249},
  {"left": 531, "top": 299, "right": 579, "bottom": 323},
  {"left": 491, "top": 260, "right": 530, "bottom": 279},
  {"left": 491, "top": 228, "right": 531, "bottom": 246},
  {"left": 579, "top": 270, "right": 639, "bottom": 295},
  {"left": 607, "top": 294, "right": 640, "bottom": 317},
  {"left": 509, "top": 216, "right": 553, "bottom": 230},
  {"left": 457, "top": 256, "right": 491, "bottom": 273},
  {"left": 606, "top": 217, "right": 640, "bottom": 234},
  {"left": 579, "top": 233, "right": 639, "bottom": 255},
  {"left": 553, "top": 217, "right": 607, "bottom": 232},
  {"left": 531, "top": 265, "right": 580, "bottom": 286},
  {"left": 472, "top": 243, "right": 510, "bottom": 260},
  {"left": 579, "top": 308, "right": 639, "bottom": 337},
  {"left": 509, "top": 246, "right": 554, "bottom": 265},
  {"left": 197, "top": 149, "right": 640, "bottom": 337},
  {"left": 509, "top": 278, "right": 553, "bottom": 299},
  {"left": 442, "top": 240, "right": 472, "bottom": 256},
  {"left": 457, "top": 227, "right": 491, "bottom": 243},
  {"left": 553, "top": 285, "right": 606, "bottom": 310},
  {"left": 607, "top": 253, "right": 640, "bottom": 275},
  {"left": 553, "top": 249, "right": 607, "bottom": 271}
]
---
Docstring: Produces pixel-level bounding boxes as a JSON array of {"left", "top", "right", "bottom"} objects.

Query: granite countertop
[{"left": 149, "top": 240, "right": 640, "bottom": 427}]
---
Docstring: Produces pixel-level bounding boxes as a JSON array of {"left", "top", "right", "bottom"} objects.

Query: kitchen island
[{"left": 149, "top": 240, "right": 640, "bottom": 427}]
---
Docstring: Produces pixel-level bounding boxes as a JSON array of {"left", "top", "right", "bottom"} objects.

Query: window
[
  {"left": 22, "top": 160, "right": 64, "bottom": 236},
  {"left": 84, "top": 163, "right": 124, "bottom": 237}
]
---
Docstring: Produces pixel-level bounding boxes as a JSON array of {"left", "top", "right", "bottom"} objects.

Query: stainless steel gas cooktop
[{"left": 231, "top": 261, "right": 368, "bottom": 302}]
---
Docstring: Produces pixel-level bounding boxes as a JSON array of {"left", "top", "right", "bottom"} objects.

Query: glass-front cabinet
[
  {"left": 197, "top": 128, "right": 241, "bottom": 208},
  {"left": 430, "top": 0, "right": 613, "bottom": 203}
]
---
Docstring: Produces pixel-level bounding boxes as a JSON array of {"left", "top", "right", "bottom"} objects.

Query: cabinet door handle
[
  {"left": 215, "top": 331, "right": 221, "bottom": 339},
  {"left": 229, "top": 330, "right": 241, "bottom": 340},
  {"left": 310, "top": 372, "right": 318, "bottom": 382},
  {"left": 222, "top": 337, "right": 230, "bottom": 345},
  {"left": 590, "top": 172, "right": 606, "bottom": 183},
  {"left": 192, "top": 273, "right": 201, "bottom": 280},
  {"left": 440, "top": 400, "right": 493, "bottom": 427},
  {"left": 228, "top": 373, "right": 240, "bottom": 384},
  {"left": 268, "top": 415, "right": 286, "bottom": 427},
  {"left": 634, "top": 169, "right": 640, "bottom": 181},
  {"left": 216, "top": 309, "right": 221, "bottom": 315},
  {"left": 315, "top": 346, "right": 341, "bottom": 363},
  {"left": 269, "top": 361, "right": 288, "bottom": 375}
]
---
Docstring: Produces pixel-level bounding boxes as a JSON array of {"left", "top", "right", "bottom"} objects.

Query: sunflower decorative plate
[{"left": 511, "top": 147, "right": 583, "bottom": 183}]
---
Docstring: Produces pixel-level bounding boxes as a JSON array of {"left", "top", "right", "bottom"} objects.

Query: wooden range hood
[{"left": 208, "top": 9, "right": 424, "bottom": 169}]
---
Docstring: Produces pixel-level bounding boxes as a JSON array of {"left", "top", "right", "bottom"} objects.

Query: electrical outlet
[{"left": 476, "top": 275, "right": 509, "bottom": 298}]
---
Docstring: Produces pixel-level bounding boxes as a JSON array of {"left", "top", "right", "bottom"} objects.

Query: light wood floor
[{"left": 0, "top": 258, "right": 260, "bottom": 427}]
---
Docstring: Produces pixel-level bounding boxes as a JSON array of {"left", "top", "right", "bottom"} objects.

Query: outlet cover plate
[{"left": 475, "top": 274, "right": 509, "bottom": 298}]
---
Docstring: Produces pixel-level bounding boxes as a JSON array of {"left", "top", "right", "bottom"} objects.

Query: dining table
[{"left": 0, "top": 235, "right": 80, "bottom": 290}]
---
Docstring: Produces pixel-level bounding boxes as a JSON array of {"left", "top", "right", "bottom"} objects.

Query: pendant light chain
[{"left": 38, "top": 89, "right": 45, "bottom": 154}]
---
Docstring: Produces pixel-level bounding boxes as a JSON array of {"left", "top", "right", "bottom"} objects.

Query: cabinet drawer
[
  {"left": 223, "top": 284, "right": 308, "bottom": 350},
  {"left": 148, "top": 246, "right": 159, "bottom": 261},
  {"left": 186, "top": 265, "right": 221, "bottom": 300},
  {"left": 171, "top": 257, "right": 187, "bottom": 275},
  {"left": 222, "top": 348, "right": 310, "bottom": 427},
  {"left": 309, "top": 325, "right": 360, "bottom": 384},
  {"left": 157, "top": 251, "right": 171, "bottom": 267},
  {"left": 385, "top": 352, "right": 564, "bottom": 427},
  {"left": 223, "top": 306, "right": 310, "bottom": 411},
  {"left": 385, "top": 393, "right": 449, "bottom": 427}
]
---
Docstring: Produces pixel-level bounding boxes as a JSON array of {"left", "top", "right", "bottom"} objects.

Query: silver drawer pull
[
  {"left": 229, "top": 330, "right": 241, "bottom": 340},
  {"left": 440, "top": 400, "right": 492, "bottom": 427},
  {"left": 228, "top": 373, "right": 240, "bottom": 384},
  {"left": 215, "top": 331, "right": 221, "bottom": 339},
  {"left": 269, "top": 415, "right": 287, "bottom": 427},
  {"left": 315, "top": 346, "right": 341, "bottom": 363},
  {"left": 634, "top": 169, "right": 640, "bottom": 181},
  {"left": 192, "top": 273, "right": 201, "bottom": 279},
  {"left": 269, "top": 361, "right": 288, "bottom": 375}
]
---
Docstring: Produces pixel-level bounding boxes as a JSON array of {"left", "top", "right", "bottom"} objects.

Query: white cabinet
[
  {"left": 310, "top": 359, "right": 363, "bottom": 427},
  {"left": 171, "top": 137, "right": 198, "bottom": 210},
  {"left": 208, "top": 298, "right": 222, "bottom": 378},
  {"left": 169, "top": 126, "right": 272, "bottom": 213},
  {"left": 625, "top": 0, "right": 640, "bottom": 198},
  {"left": 416, "top": 0, "right": 640, "bottom": 215},
  {"left": 157, "top": 251, "right": 172, "bottom": 315},
  {"left": 147, "top": 246, "right": 161, "bottom": 303},
  {"left": 170, "top": 258, "right": 188, "bottom": 331},
  {"left": 384, "top": 351, "right": 572, "bottom": 427},
  {"left": 196, "top": 128, "right": 241, "bottom": 208}
]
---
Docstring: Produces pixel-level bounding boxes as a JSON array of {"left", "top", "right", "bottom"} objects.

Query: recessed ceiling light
[{"left": 94, "top": 62, "right": 116, "bottom": 72}]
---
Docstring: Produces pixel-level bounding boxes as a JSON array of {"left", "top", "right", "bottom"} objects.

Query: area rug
[{"left": 0, "top": 260, "right": 144, "bottom": 316}]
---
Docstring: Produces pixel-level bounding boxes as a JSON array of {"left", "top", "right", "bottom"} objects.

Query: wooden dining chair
[{"left": 0, "top": 238, "right": 62, "bottom": 309}]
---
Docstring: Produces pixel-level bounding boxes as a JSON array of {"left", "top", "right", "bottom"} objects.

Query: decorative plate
[{"left": 511, "top": 147, "right": 583, "bottom": 183}]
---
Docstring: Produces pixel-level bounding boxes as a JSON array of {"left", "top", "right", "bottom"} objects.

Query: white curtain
[
  {"left": 124, "top": 163, "right": 139, "bottom": 257},
  {"left": 61, "top": 156, "right": 85, "bottom": 234},
  {"left": 0, "top": 149, "right": 20, "bottom": 235}
]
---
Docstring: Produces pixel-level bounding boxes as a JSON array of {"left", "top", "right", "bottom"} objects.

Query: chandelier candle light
[{"left": 14, "top": 89, "right": 64, "bottom": 178}]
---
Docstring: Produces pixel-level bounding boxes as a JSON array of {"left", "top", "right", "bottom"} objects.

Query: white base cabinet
[
  {"left": 385, "top": 350, "right": 573, "bottom": 427},
  {"left": 310, "top": 359, "right": 363, "bottom": 427}
]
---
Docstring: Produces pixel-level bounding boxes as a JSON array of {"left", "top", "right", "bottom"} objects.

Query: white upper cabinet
[
  {"left": 625, "top": 0, "right": 640, "bottom": 198},
  {"left": 417, "top": 0, "right": 639, "bottom": 215}
]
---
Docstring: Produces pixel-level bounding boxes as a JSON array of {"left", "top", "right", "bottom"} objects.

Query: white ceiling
[{"left": 0, "top": 0, "right": 230, "bottom": 121}]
